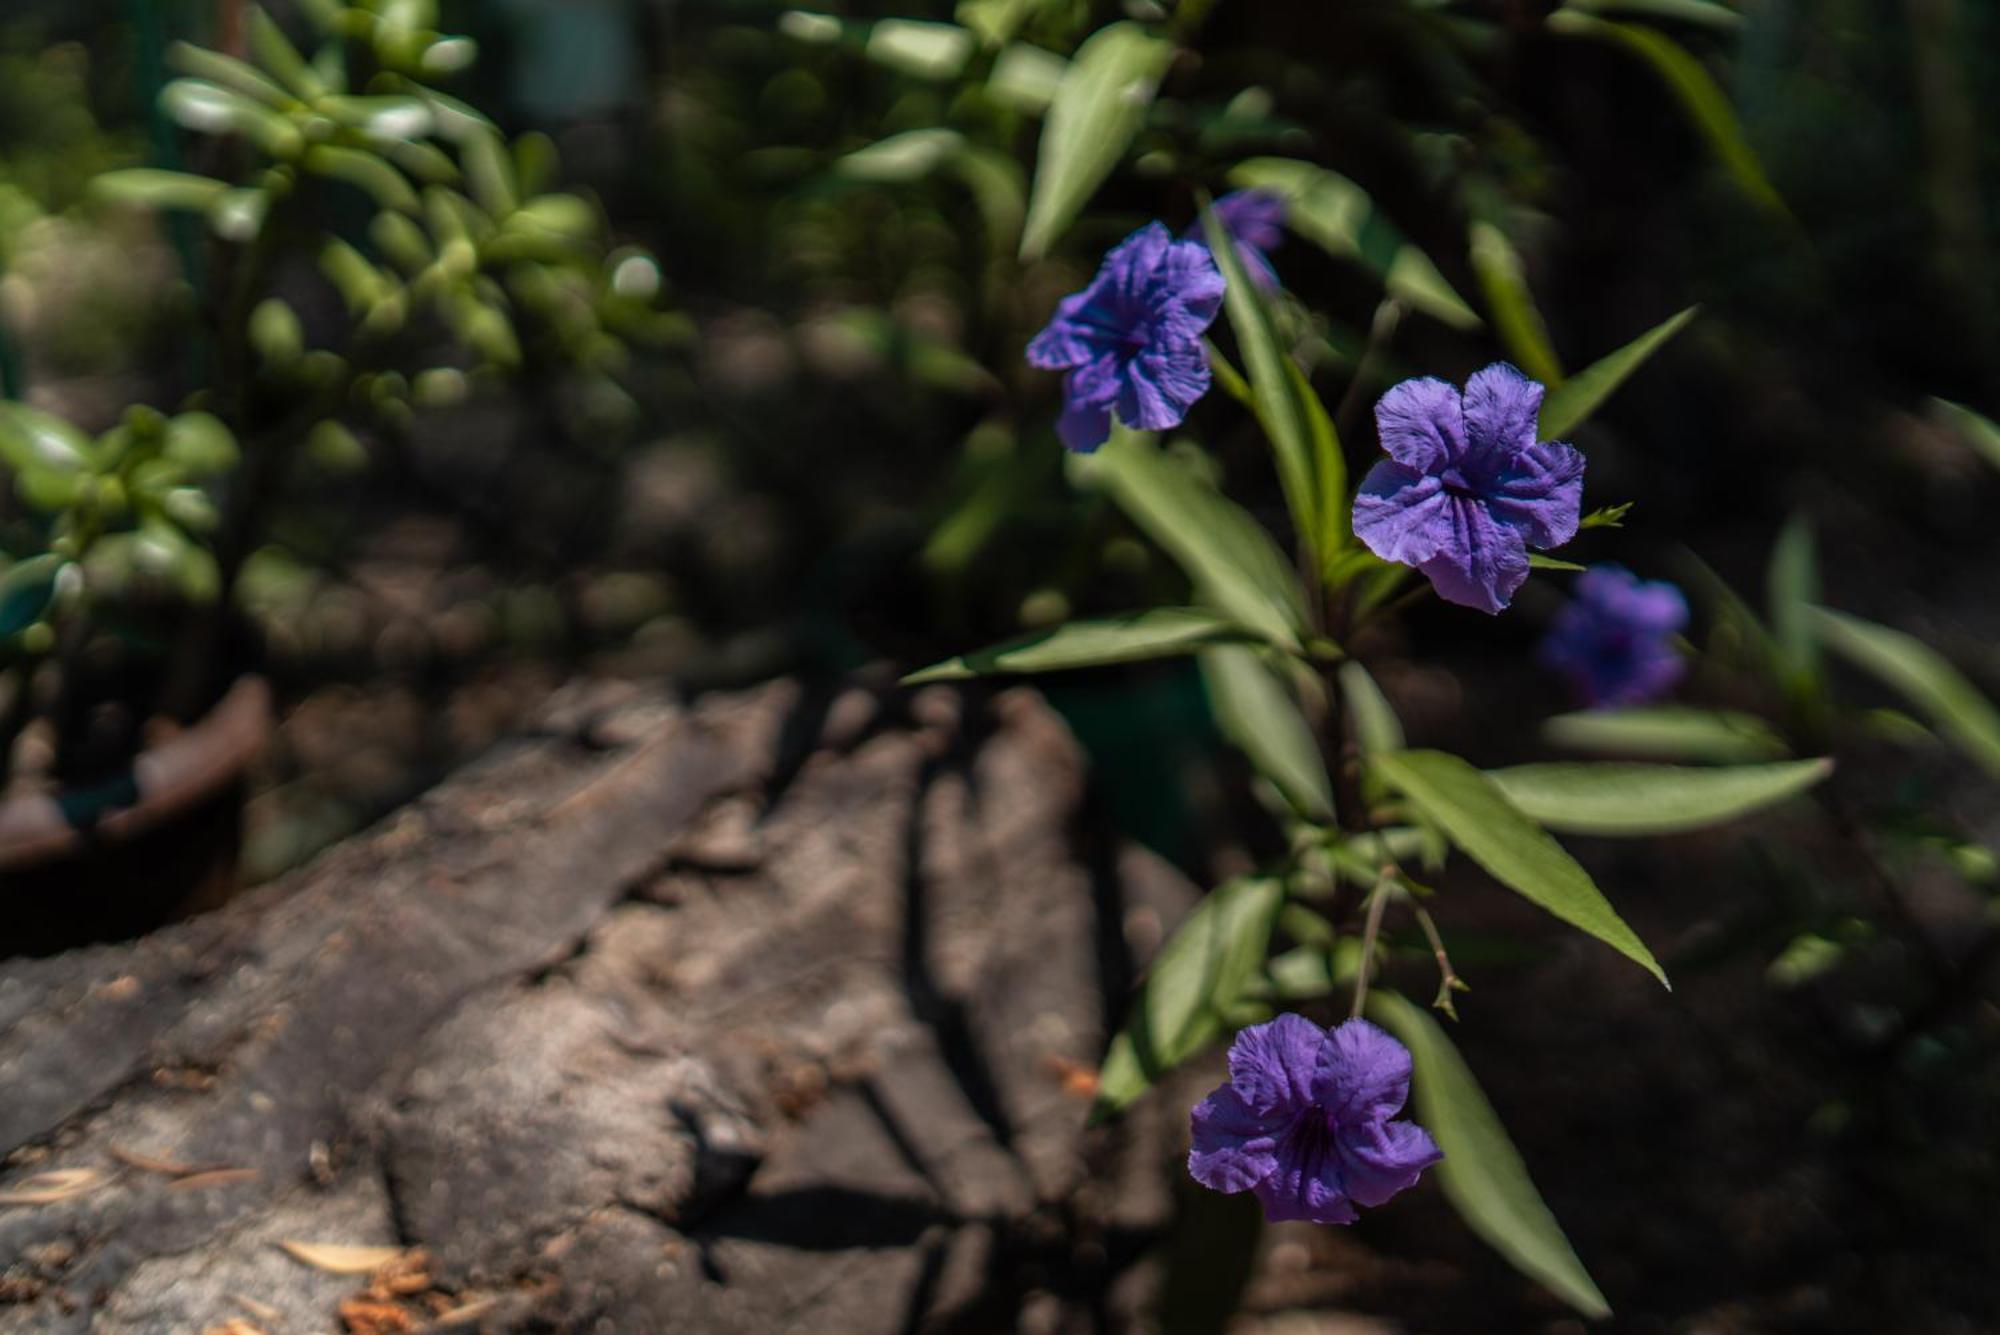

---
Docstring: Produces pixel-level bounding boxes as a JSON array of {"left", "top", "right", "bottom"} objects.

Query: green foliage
[
  {"left": 1200, "top": 645, "right": 1335, "bottom": 823},
  {"left": 1537, "top": 307, "right": 1698, "bottom": 440},
  {"left": 903, "top": 608, "right": 1253, "bottom": 682},
  {"left": 1485, "top": 759, "right": 1832, "bottom": 836},
  {"left": 1018, "top": 22, "right": 1173, "bottom": 259},
  {"left": 1368, "top": 990, "right": 1611, "bottom": 1320},
  {"left": 1544, "top": 705, "right": 1792, "bottom": 763},
  {"left": 1092, "top": 876, "right": 1285, "bottom": 1121},
  {"left": 1372, "top": 749, "right": 1668, "bottom": 986},
  {"left": 1809, "top": 606, "right": 2000, "bottom": 781}
]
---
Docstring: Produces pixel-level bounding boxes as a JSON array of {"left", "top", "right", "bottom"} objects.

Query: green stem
[{"left": 1348, "top": 872, "right": 1392, "bottom": 1019}]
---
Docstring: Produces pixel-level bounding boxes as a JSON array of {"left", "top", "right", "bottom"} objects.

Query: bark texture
[{"left": 0, "top": 680, "right": 1197, "bottom": 1333}]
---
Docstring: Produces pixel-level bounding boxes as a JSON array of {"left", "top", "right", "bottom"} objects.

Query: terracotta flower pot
[{"left": 0, "top": 676, "right": 273, "bottom": 956}]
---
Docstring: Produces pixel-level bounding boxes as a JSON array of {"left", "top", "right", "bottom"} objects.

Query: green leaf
[
  {"left": 1372, "top": 749, "right": 1666, "bottom": 985},
  {"left": 1528, "top": 554, "right": 1587, "bottom": 572},
  {"left": 160, "top": 79, "right": 302, "bottom": 156},
  {"left": 1485, "top": 759, "right": 1832, "bottom": 836},
  {"left": 90, "top": 169, "right": 231, "bottom": 214},
  {"left": 904, "top": 608, "right": 1252, "bottom": 682},
  {"left": 985, "top": 42, "right": 1066, "bottom": 114},
  {"left": 460, "top": 129, "right": 519, "bottom": 216},
  {"left": 1537, "top": 307, "right": 1697, "bottom": 439},
  {"left": 248, "top": 6, "right": 326, "bottom": 99},
  {"left": 1548, "top": 12, "right": 1785, "bottom": 216},
  {"left": 1809, "top": 606, "right": 2000, "bottom": 780},
  {"left": 162, "top": 413, "right": 240, "bottom": 477},
  {"left": 1018, "top": 22, "right": 1173, "bottom": 259},
  {"left": 836, "top": 128, "right": 966, "bottom": 183},
  {"left": 1929, "top": 397, "right": 2000, "bottom": 476},
  {"left": 0, "top": 554, "right": 68, "bottom": 637},
  {"left": 1565, "top": 0, "right": 1741, "bottom": 29},
  {"left": 865, "top": 19, "right": 976, "bottom": 79},
  {"left": 1469, "top": 221, "right": 1563, "bottom": 386},
  {"left": 1200, "top": 198, "right": 1340, "bottom": 563},
  {"left": 167, "top": 41, "right": 295, "bottom": 105},
  {"left": 1767, "top": 513, "right": 1820, "bottom": 694},
  {"left": 0, "top": 404, "right": 96, "bottom": 475},
  {"left": 1089, "top": 428, "right": 1309, "bottom": 649},
  {"left": 1337, "top": 661, "right": 1404, "bottom": 756},
  {"left": 1367, "top": 989, "right": 1611, "bottom": 1319},
  {"left": 1227, "top": 157, "right": 1479, "bottom": 329},
  {"left": 1201, "top": 645, "right": 1335, "bottom": 823},
  {"left": 1091, "top": 876, "right": 1285, "bottom": 1121},
  {"left": 1544, "top": 706, "right": 1790, "bottom": 763},
  {"left": 304, "top": 145, "right": 421, "bottom": 213}
]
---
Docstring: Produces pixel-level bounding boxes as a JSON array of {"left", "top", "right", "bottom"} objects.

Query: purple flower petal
[
  {"left": 1226, "top": 1014, "right": 1325, "bottom": 1116},
  {"left": 1416, "top": 495, "right": 1533, "bottom": 615},
  {"left": 1312, "top": 1019, "right": 1414, "bottom": 1125},
  {"left": 1253, "top": 1152, "right": 1359, "bottom": 1225},
  {"left": 1188, "top": 1085, "right": 1283, "bottom": 1194},
  {"left": 1027, "top": 222, "right": 1224, "bottom": 450},
  {"left": 1462, "top": 362, "right": 1544, "bottom": 464},
  {"left": 1373, "top": 377, "right": 1467, "bottom": 472},
  {"left": 1541, "top": 565, "right": 1690, "bottom": 706},
  {"left": 1483, "top": 439, "right": 1586, "bottom": 550},
  {"left": 1337, "top": 1118, "right": 1444, "bottom": 1208},
  {"left": 1353, "top": 463, "right": 1454, "bottom": 567}
]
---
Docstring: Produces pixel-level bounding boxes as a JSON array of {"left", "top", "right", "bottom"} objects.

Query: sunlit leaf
[
  {"left": 1018, "top": 22, "right": 1173, "bottom": 259},
  {"left": 1544, "top": 705, "right": 1790, "bottom": 763},
  {"left": 1338, "top": 661, "right": 1405, "bottom": 756},
  {"left": 90, "top": 168, "right": 230, "bottom": 214},
  {"left": 1091, "top": 876, "right": 1285, "bottom": 1121},
  {"left": 1201, "top": 645, "right": 1336, "bottom": 823},
  {"left": 1485, "top": 759, "right": 1831, "bottom": 835},
  {"left": 836, "top": 128, "right": 967, "bottom": 182},
  {"left": 1088, "top": 429, "right": 1308, "bottom": 649},
  {"left": 1809, "top": 606, "right": 2000, "bottom": 780},
  {"left": 1368, "top": 990, "right": 1611, "bottom": 1320},
  {"left": 1929, "top": 397, "right": 2000, "bottom": 476},
  {"left": 904, "top": 608, "right": 1252, "bottom": 682},
  {"left": 160, "top": 79, "right": 302, "bottom": 156},
  {"left": 866, "top": 19, "right": 976, "bottom": 79},
  {"left": 303, "top": 145, "right": 420, "bottom": 213},
  {"left": 1469, "top": 221, "right": 1563, "bottom": 386},
  {"left": 1372, "top": 750, "right": 1666, "bottom": 985},
  {"left": 1537, "top": 307, "right": 1697, "bottom": 439}
]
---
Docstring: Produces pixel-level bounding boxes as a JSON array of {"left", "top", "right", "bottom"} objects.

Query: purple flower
[
  {"left": 1026, "top": 222, "right": 1226, "bottom": 452},
  {"left": 1541, "top": 564, "right": 1690, "bottom": 708},
  {"left": 1188, "top": 189, "right": 1287, "bottom": 289},
  {"left": 1188, "top": 1014, "right": 1442, "bottom": 1225},
  {"left": 1353, "top": 364, "right": 1586, "bottom": 615}
]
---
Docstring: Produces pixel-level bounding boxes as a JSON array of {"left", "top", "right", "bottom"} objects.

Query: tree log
[{"left": 0, "top": 680, "right": 1198, "bottom": 1333}]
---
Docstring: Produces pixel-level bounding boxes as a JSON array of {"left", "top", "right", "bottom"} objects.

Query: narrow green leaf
[
  {"left": 1294, "top": 359, "right": 1350, "bottom": 565},
  {"left": 1537, "top": 307, "right": 1697, "bottom": 439},
  {"left": 1200, "top": 198, "right": 1331, "bottom": 563},
  {"left": 0, "top": 404, "right": 95, "bottom": 474},
  {"left": 1372, "top": 750, "right": 1666, "bottom": 985},
  {"left": 1469, "top": 221, "right": 1563, "bottom": 386},
  {"left": 1809, "top": 606, "right": 2000, "bottom": 780},
  {"left": 986, "top": 42, "right": 1066, "bottom": 114},
  {"left": 160, "top": 79, "right": 302, "bottom": 156},
  {"left": 1544, "top": 706, "right": 1790, "bottom": 763},
  {"left": 1929, "top": 397, "right": 2000, "bottom": 476},
  {"left": 247, "top": 7, "right": 325, "bottom": 99},
  {"left": 1485, "top": 759, "right": 1832, "bottom": 836},
  {"left": 1767, "top": 513, "right": 1820, "bottom": 694},
  {"left": 1228, "top": 157, "right": 1479, "bottom": 329},
  {"left": 1338, "top": 661, "right": 1405, "bottom": 756},
  {"left": 904, "top": 608, "right": 1250, "bottom": 682},
  {"left": 303, "top": 146, "right": 421, "bottom": 213},
  {"left": 1567, "top": 0, "right": 1741, "bottom": 29},
  {"left": 0, "top": 555, "right": 68, "bottom": 637},
  {"left": 90, "top": 169, "right": 230, "bottom": 213},
  {"left": 1368, "top": 989, "right": 1611, "bottom": 1319},
  {"left": 1018, "top": 22, "right": 1173, "bottom": 259},
  {"left": 865, "top": 19, "right": 976, "bottom": 79},
  {"left": 1091, "top": 428, "right": 1308, "bottom": 648},
  {"left": 1528, "top": 554, "right": 1587, "bottom": 572},
  {"left": 1091, "top": 876, "right": 1285, "bottom": 1121},
  {"left": 836, "top": 128, "right": 966, "bottom": 182},
  {"left": 166, "top": 41, "right": 293, "bottom": 106},
  {"left": 1201, "top": 646, "right": 1336, "bottom": 822},
  {"left": 1548, "top": 12, "right": 1785, "bottom": 215},
  {"left": 460, "top": 128, "right": 519, "bottom": 216}
]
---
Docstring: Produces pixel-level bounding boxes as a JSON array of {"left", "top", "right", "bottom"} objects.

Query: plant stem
[
  {"left": 1411, "top": 900, "right": 1464, "bottom": 1018},
  {"left": 1349, "top": 872, "right": 1392, "bottom": 1019},
  {"left": 1333, "top": 298, "right": 1404, "bottom": 446}
]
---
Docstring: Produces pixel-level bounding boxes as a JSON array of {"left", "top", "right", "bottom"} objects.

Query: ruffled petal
[
  {"left": 1353, "top": 463, "right": 1453, "bottom": 567},
  {"left": 1119, "top": 343, "right": 1212, "bottom": 431},
  {"left": 1213, "top": 190, "right": 1287, "bottom": 253},
  {"left": 1336, "top": 1118, "right": 1443, "bottom": 1208},
  {"left": 1226, "top": 1014, "right": 1326, "bottom": 1117},
  {"left": 1149, "top": 236, "right": 1227, "bottom": 329},
  {"left": 1483, "top": 440, "right": 1585, "bottom": 551},
  {"left": 1374, "top": 377, "right": 1466, "bottom": 472},
  {"left": 1461, "top": 362, "right": 1544, "bottom": 467},
  {"left": 1056, "top": 389, "right": 1114, "bottom": 452},
  {"left": 1026, "top": 285, "right": 1117, "bottom": 369},
  {"left": 1311, "top": 1019, "right": 1414, "bottom": 1126},
  {"left": 1188, "top": 1086, "right": 1283, "bottom": 1194},
  {"left": 1415, "top": 496, "right": 1532, "bottom": 615},
  {"left": 1252, "top": 1129, "right": 1357, "bottom": 1225}
]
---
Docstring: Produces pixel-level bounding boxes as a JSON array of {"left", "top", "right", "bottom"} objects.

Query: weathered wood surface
[{"left": 0, "top": 680, "right": 1197, "bottom": 1333}]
